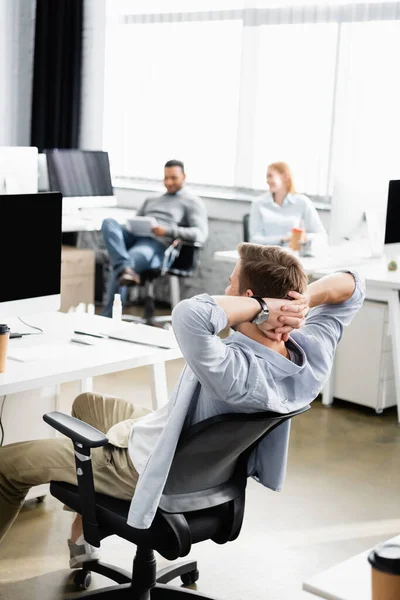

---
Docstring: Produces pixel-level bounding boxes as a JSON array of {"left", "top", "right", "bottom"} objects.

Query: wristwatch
[{"left": 250, "top": 296, "right": 269, "bottom": 325}]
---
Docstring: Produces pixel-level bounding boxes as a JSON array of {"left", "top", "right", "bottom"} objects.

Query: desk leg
[
  {"left": 169, "top": 275, "right": 181, "bottom": 309},
  {"left": 149, "top": 362, "right": 168, "bottom": 410},
  {"left": 321, "top": 359, "right": 336, "bottom": 407},
  {"left": 388, "top": 290, "right": 400, "bottom": 424},
  {"left": 79, "top": 377, "right": 93, "bottom": 394}
]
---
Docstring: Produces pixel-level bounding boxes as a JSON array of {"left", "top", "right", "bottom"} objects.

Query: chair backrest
[
  {"left": 159, "top": 406, "right": 310, "bottom": 515},
  {"left": 243, "top": 213, "right": 250, "bottom": 242},
  {"left": 166, "top": 241, "right": 203, "bottom": 277}
]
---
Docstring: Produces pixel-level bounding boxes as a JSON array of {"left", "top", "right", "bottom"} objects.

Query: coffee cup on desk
[
  {"left": 368, "top": 541, "right": 400, "bottom": 600},
  {"left": 290, "top": 227, "right": 305, "bottom": 251},
  {"left": 0, "top": 324, "right": 10, "bottom": 373}
]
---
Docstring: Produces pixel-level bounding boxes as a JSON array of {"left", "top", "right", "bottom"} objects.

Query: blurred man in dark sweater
[{"left": 101, "top": 160, "right": 208, "bottom": 317}]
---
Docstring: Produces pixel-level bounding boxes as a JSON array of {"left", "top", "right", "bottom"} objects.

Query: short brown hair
[{"left": 237, "top": 243, "right": 308, "bottom": 298}]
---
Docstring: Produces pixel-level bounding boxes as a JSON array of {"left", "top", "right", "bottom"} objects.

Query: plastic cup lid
[
  {"left": 0, "top": 324, "right": 10, "bottom": 334},
  {"left": 368, "top": 543, "right": 400, "bottom": 575}
]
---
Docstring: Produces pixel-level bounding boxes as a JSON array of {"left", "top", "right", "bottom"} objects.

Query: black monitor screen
[
  {"left": 0, "top": 192, "right": 62, "bottom": 302},
  {"left": 385, "top": 180, "right": 400, "bottom": 245},
  {"left": 45, "top": 150, "right": 113, "bottom": 197}
]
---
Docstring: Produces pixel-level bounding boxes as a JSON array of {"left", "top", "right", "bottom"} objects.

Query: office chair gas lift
[{"left": 43, "top": 404, "right": 309, "bottom": 599}]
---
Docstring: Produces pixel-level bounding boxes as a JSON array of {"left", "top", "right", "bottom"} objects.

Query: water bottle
[{"left": 112, "top": 293, "right": 122, "bottom": 321}]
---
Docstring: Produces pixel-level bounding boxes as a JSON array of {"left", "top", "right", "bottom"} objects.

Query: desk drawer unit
[
  {"left": 333, "top": 300, "right": 396, "bottom": 412},
  {"left": 60, "top": 245, "right": 95, "bottom": 311}
]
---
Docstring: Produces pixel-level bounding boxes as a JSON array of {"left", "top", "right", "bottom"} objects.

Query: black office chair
[
  {"left": 43, "top": 404, "right": 310, "bottom": 599},
  {"left": 123, "top": 240, "right": 203, "bottom": 327},
  {"left": 243, "top": 213, "right": 250, "bottom": 243}
]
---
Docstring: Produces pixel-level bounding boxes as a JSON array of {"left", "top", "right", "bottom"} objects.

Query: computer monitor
[
  {"left": 329, "top": 178, "right": 387, "bottom": 255},
  {"left": 0, "top": 146, "right": 38, "bottom": 194},
  {"left": 384, "top": 180, "right": 400, "bottom": 245},
  {"left": 0, "top": 192, "right": 62, "bottom": 319},
  {"left": 45, "top": 149, "right": 116, "bottom": 210}
]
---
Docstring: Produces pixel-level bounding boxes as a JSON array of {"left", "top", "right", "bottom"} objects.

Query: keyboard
[
  {"left": 104, "top": 324, "right": 178, "bottom": 350},
  {"left": 305, "top": 253, "right": 377, "bottom": 270}
]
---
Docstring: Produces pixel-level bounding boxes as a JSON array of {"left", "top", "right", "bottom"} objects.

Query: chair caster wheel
[
  {"left": 181, "top": 569, "right": 199, "bottom": 586},
  {"left": 74, "top": 570, "right": 92, "bottom": 590},
  {"left": 36, "top": 496, "right": 46, "bottom": 503}
]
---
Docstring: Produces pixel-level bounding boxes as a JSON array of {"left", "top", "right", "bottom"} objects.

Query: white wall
[{"left": 0, "top": 0, "right": 36, "bottom": 146}]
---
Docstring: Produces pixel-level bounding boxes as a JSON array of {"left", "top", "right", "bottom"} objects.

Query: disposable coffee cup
[
  {"left": 368, "top": 541, "right": 400, "bottom": 600},
  {"left": 290, "top": 227, "right": 304, "bottom": 251},
  {"left": 0, "top": 324, "right": 10, "bottom": 373}
]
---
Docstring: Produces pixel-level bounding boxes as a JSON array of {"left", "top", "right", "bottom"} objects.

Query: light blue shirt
[
  {"left": 249, "top": 191, "right": 327, "bottom": 246},
  {"left": 127, "top": 271, "right": 365, "bottom": 529}
]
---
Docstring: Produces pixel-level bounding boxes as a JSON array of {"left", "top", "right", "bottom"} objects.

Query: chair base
[
  {"left": 74, "top": 582, "right": 219, "bottom": 599},
  {"left": 73, "top": 560, "right": 219, "bottom": 600}
]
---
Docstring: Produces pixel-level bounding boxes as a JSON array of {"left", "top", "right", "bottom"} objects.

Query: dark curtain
[{"left": 30, "top": 0, "right": 83, "bottom": 151}]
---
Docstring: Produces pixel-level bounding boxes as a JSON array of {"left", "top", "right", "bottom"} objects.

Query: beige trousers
[{"left": 0, "top": 392, "right": 150, "bottom": 545}]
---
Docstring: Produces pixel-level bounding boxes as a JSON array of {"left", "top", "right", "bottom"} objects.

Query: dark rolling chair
[
  {"left": 123, "top": 240, "right": 203, "bottom": 327},
  {"left": 43, "top": 404, "right": 310, "bottom": 599},
  {"left": 243, "top": 213, "right": 250, "bottom": 242}
]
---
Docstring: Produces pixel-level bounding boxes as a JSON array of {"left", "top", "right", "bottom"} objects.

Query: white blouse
[{"left": 249, "top": 191, "right": 327, "bottom": 246}]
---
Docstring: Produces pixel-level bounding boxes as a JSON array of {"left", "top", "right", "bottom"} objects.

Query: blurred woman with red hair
[{"left": 249, "top": 161, "right": 327, "bottom": 250}]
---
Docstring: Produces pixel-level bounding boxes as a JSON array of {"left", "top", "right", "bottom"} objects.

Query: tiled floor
[{"left": 1, "top": 354, "right": 399, "bottom": 599}]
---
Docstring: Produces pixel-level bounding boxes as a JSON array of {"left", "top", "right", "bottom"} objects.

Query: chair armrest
[
  {"left": 43, "top": 411, "right": 107, "bottom": 547},
  {"left": 43, "top": 411, "right": 108, "bottom": 448},
  {"left": 162, "top": 239, "right": 204, "bottom": 276}
]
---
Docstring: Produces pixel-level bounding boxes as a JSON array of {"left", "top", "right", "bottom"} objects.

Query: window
[
  {"left": 103, "top": 19, "right": 242, "bottom": 186},
  {"left": 252, "top": 23, "right": 338, "bottom": 196},
  {"left": 102, "top": 2, "right": 400, "bottom": 198},
  {"left": 332, "top": 20, "right": 400, "bottom": 188}
]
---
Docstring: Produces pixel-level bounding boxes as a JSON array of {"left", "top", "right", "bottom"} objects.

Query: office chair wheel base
[
  {"left": 73, "top": 570, "right": 92, "bottom": 590},
  {"left": 36, "top": 496, "right": 46, "bottom": 503},
  {"left": 181, "top": 569, "right": 199, "bottom": 586}
]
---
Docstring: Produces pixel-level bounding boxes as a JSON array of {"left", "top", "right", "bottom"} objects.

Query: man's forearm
[
  {"left": 212, "top": 295, "right": 306, "bottom": 331},
  {"left": 211, "top": 296, "right": 261, "bottom": 328},
  {"left": 307, "top": 272, "right": 356, "bottom": 308}
]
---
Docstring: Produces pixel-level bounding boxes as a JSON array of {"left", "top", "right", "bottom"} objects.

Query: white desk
[
  {"left": 0, "top": 311, "right": 181, "bottom": 499},
  {"left": 62, "top": 207, "right": 136, "bottom": 233},
  {"left": 303, "top": 535, "right": 400, "bottom": 600},
  {"left": 214, "top": 245, "right": 400, "bottom": 423}
]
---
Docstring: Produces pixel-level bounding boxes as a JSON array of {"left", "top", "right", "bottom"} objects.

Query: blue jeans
[{"left": 101, "top": 218, "right": 166, "bottom": 317}]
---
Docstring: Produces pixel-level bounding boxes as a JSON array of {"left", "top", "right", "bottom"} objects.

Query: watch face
[{"left": 253, "top": 311, "right": 269, "bottom": 325}]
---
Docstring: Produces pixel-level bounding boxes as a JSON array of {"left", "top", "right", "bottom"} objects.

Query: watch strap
[{"left": 250, "top": 296, "right": 269, "bottom": 323}]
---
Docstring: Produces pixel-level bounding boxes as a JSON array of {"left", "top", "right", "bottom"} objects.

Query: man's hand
[
  {"left": 258, "top": 291, "right": 310, "bottom": 341},
  {"left": 151, "top": 225, "right": 168, "bottom": 237}
]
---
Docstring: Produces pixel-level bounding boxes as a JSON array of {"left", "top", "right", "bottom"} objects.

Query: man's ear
[{"left": 245, "top": 289, "right": 254, "bottom": 297}]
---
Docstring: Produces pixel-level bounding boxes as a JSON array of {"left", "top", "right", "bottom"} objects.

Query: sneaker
[{"left": 68, "top": 537, "right": 101, "bottom": 569}]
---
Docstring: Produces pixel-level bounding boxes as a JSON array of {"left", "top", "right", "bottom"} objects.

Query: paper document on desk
[
  {"left": 126, "top": 216, "right": 157, "bottom": 236},
  {"left": 105, "top": 324, "right": 179, "bottom": 349}
]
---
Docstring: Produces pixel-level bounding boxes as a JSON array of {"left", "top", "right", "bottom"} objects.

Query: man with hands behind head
[{"left": 126, "top": 241, "right": 365, "bottom": 528}]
